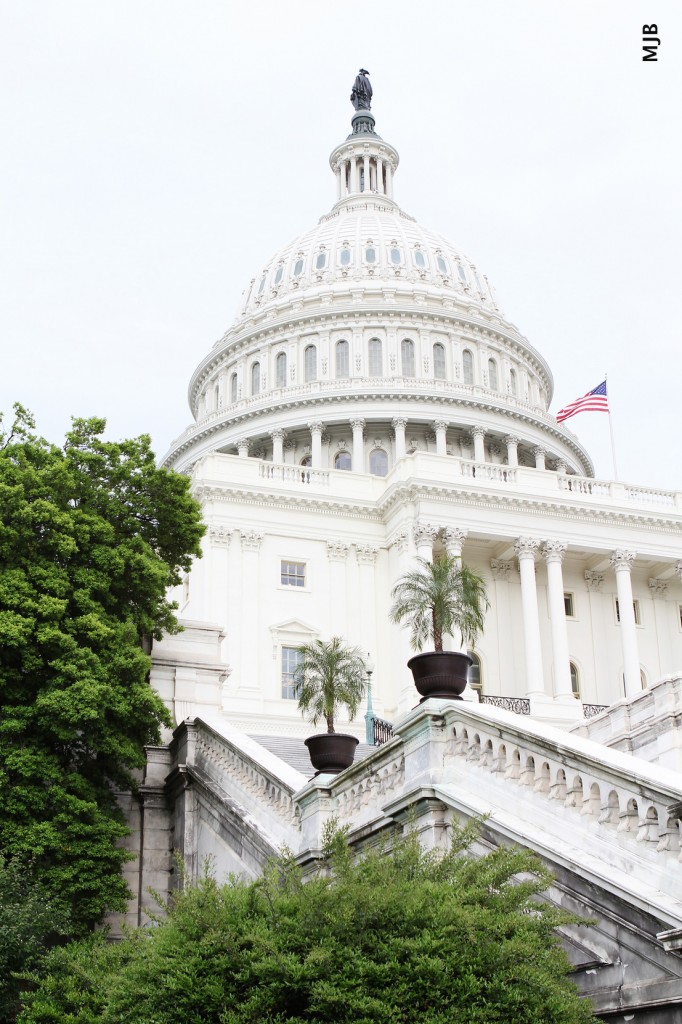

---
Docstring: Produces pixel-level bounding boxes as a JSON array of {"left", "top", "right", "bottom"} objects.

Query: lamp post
[{"left": 364, "top": 653, "right": 375, "bottom": 744}]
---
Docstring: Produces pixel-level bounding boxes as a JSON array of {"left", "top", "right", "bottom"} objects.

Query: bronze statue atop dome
[{"left": 350, "top": 69, "right": 372, "bottom": 111}]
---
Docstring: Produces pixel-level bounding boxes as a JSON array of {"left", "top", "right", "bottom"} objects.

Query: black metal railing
[
  {"left": 373, "top": 716, "right": 394, "bottom": 745},
  {"left": 583, "top": 703, "right": 609, "bottom": 719},
  {"left": 479, "top": 695, "right": 531, "bottom": 715}
]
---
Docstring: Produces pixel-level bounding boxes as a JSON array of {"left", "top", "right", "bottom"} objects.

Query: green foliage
[
  {"left": 0, "top": 404, "right": 205, "bottom": 932},
  {"left": 294, "top": 637, "right": 367, "bottom": 733},
  {"left": 0, "top": 858, "right": 72, "bottom": 1023},
  {"left": 389, "top": 555, "right": 489, "bottom": 652},
  {"left": 18, "top": 825, "right": 595, "bottom": 1023}
]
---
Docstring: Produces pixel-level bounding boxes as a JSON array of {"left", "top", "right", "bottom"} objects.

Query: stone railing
[
  {"left": 459, "top": 462, "right": 518, "bottom": 484},
  {"left": 259, "top": 463, "right": 330, "bottom": 487}
]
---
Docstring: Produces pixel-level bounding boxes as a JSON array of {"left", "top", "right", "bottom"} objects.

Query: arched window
[
  {"left": 509, "top": 368, "right": 517, "bottom": 397},
  {"left": 414, "top": 249, "right": 426, "bottom": 268},
  {"left": 214, "top": 383, "right": 220, "bottom": 409},
  {"left": 293, "top": 257, "right": 304, "bottom": 277},
  {"left": 462, "top": 349, "right": 474, "bottom": 385},
  {"left": 368, "top": 338, "right": 382, "bottom": 377},
  {"left": 335, "top": 451, "right": 352, "bottom": 471},
  {"left": 468, "top": 652, "right": 483, "bottom": 694},
  {"left": 570, "top": 663, "right": 580, "bottom": 699},
  {"left": 336, "top": 339, "right": 350, "bottom": 378},
  {"left": 437, "top": 254, "right": 448, "bottom": 274},
  {"left": 230, "top": 373, "right": 238, "bottom": 403},
  {"left": 365, "top": 246, "right": 376, "bottom": 264},
  {"left": 304, "top": 344, "right": 317, "bottom": 382},
  {"left": 369, "top": 449, "right": 388, "bottom": 477},
  {"left": 300, "top": 456, "right": 312, "bottom": 468},
  {"left": 401, "top": 339, "right": 415, "bottom": 377},
  {"left": 390, "top": 247, "right": 402, "bottom": 265},
  {"left": 433, "top": 343, "right": 446, "bottom": 379},
  {"left": 488, "top": 358, "right": 499, "bottom": 391},
  {"left": 275, "top": 352, "right": 287, "bottom": 388},
  {"left": 251, "top": 362, "right": 260, "bottom": 396},
  {"left": 274, "top": 265, "right": 284, "bottom": 285},
  {"left": 315, "top": 251, "right": 327, "bottom": 271},
  {"left": 340, "top": 248, "right": 352, "bottom": 266},
  {"left": 257, "top": 274, "right": 266, "bottom": 295},
  {"left": 457, "top": 263, "right": 468, "bottom": 284}
]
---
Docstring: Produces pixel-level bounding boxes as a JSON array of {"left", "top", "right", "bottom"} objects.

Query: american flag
[{"left": 556, "top": 380, "right": 609, "bottom": 423}]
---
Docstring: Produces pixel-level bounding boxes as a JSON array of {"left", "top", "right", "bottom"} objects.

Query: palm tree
[
  {"left": 389, "top": 555, "right": 489, "bottom": 652},
  {"left": 294, "top": 637, "right": 367, "bottom": 734}
]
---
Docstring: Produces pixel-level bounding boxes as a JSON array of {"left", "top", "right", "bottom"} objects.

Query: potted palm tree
[
  {"left": 389, "top": 554, "right": 489, "bottom": 701},
  {"left": 294, "top": 637, "right": 368, "bottom": 775}
]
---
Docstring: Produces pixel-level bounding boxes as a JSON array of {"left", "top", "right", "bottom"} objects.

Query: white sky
[{"left": 1, "top": 1, "right": 680, "bottom": 489}]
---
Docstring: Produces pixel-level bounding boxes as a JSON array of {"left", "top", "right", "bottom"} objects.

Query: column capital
[
  {"left": 350, "top": 417, "right": 366, "bottom": 432},
  {"left": 209, "top": 525, "right": 233, "bottom": 547},
  {"left": 610, "top": 549, "right": 636, "bottom": 570},
  {"left": 433, "top": 420, "right": 448, "bottom": 432},
  {"left": 532, "top": 446, "right": 547, "bottom": 458},
  {"left": 443, "top": 526, "right": 467, "bottom": 551},
  {"left": 542, "top": 541, "right": 567, "bottom": 564},
  {"left": 270, "top": 428, "right": 286, "bottom": 441},
  {"left": 413, "top": 521, "right": 439, "bottom": 548},
  {"left": 504, "top": 434, "right": 520, "bottom": 446},
  {"left": 675, "top": 561, "right": 682, "bottom": 582},
  {"left": 554, "top": 459, "right": 567, "bottom": 474},
  {"left": 388, "top": 528, "right": 409, "bottom": 553},
  {"left": 327, "top": 540, "right": 349, "bottom": 561},
  {"left": 356, "top": 543, "right": 379, "bottom": 565},
  {"left": 308, "top": 420, "right": 324, "bottom": 435},
  {"left": 514, "top": 537, "right": 540, "bottom": 560},
  {"left": 648, "top": 578, "right": 668, "bottom": 597},
  {"left": 584, "top": 570, "right": 605, "bottom": 592},
  {"left": 491, "top": 559, "right": 517, "bottom": 581},
  {"left": 471, "top": 425, "right": 485, "bottom": 439},
  {"left": 241, "top": 530, "right": 263, "bottom": 551},
  {"left": 392, "top": 416, "right": 408, "bottom": 430},
  {"left": 236, "top": 438, "right": 250, "bottom": 454}
]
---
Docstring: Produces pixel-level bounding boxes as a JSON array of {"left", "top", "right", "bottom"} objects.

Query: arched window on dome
[
  {"left": 339, "top": 247, "right": 352, "bottom": 267},
  {"left": 509, "top": 368, "right": 518, "bottom": 397},
  {"left": 214, "top": 383, "right": 221, "bottom": 410},
  {"left": 315, "top": 251, "right": 327, "bottom": 271},
  {"left": 436, "top": 254, "right": 449, "bottom": 275},
  {"left": 390, "top": 247, "right": 402, "bottom": 266},
  {"left": 433, "top": 343, "right": 446, "bottom": 380},
  {"left": 293, "top": 257, "right": 304, "bottom": 278},
  {"left": 335, "top": 451, "right": 352, "bottom": 471},
  {"left": 488, "top": 358, "right": 499, "bottom": 391},
  {"left": 335, "top": 339, "right": 350, "bottom": 379},
  {"left": 368, "top": 338, "right": 383, "bottom": 377},
  {"left": 369, "top": 449, "right": 388, "bottom": 477},
  {"left": 274, "top": 265, "right": 284, "bottom": 285},
  {"left": 257, "top": 274, "right": 267, "bottom": 296},
  {"left": 570, "top": 662, "right": 581, "bottom": 699},
  {"left": 462, "top": 349, "right": 474, "bottom": 386},
  {"left": 365, "top": 246, "right": 376, "bottom": 264},
  {"left": 304, "top": 345, "right": 317, "bottom": 382},
  {"left": 401, "top": 339, "right": 415, "bottom": 378},
  {"left": 251, "top": 362, "right": 261, "bottom": 396},
  {"left": 467, "top": 652, "right": 483, "bottom": 695},
  {"left": 230, "top": 373, "right": 238, "bottom": 403},
  {"left": 457, "top": 263, "right": 468, "bottom": 285},
  {"left": 275, "top": 352, "right": 287, "bottom": 389},
  {"left": 414, "top": 249, "right": 426, "bottom": 269}
]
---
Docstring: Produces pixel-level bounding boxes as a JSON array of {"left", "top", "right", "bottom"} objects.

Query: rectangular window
[
  {"left": 281, "top": 646, "right": 303, "bottom": 699},
  {"left": 563, "top": 592, "right": 574, "bottom": 617},
  {"left": 615, "top": 598, "right": 641, "bottom": 625},
  {"left": 281, "top": 560, "right": 306, "bottom": 587}
]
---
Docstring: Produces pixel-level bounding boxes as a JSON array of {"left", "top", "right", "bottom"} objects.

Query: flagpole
[{"left": 605, "top": 373, "right": 619, "bottom": 481}]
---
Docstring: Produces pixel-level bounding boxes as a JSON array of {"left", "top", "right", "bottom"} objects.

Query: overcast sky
[{"left": 1, "top": 1, "right": 680, "bottom": 489}]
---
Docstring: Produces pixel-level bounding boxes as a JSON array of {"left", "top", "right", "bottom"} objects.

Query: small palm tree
[
  {"left": 389, "top": 555, "right": 489, "bottom": 652},
  {"left": 294, "top": 637, "right": 367, "bottom": 734}
]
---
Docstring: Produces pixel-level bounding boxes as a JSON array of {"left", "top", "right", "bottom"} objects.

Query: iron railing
[
  {"left": 373, "top": 716, "right": 394, "bottom": 746},
  {"left": 583, "top": 703, "right": 609, "bottom": 719},
  {"left": 480, "top": 695, "right": 531, "bottom": 715}
]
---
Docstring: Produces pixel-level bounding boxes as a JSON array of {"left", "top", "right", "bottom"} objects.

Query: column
[
  {"left": 648, "top": 578, "right": 671, "bottom": 678},
  {"left": 554, "top": 459, "right": 567, "bottom": 475},
  {"left": 350, "top": 418, "right": 365, "bottom": 472},
  {"left": 377, "top": 157, "right": 384, "bottom": 193},
  {"left": 326, "top": 542, "right": 350, "bottom": 640},
  {"left": 239, "top": 530, "right": 263, "bottom": 694},
  {"left": 542, "top": 541, "right": 573, "bottom": 700},
  {"left": 350, "top": 155, "right": 358, "bottom": 193},
  {"left": 491, "top": 559, "right": 519, "bottom": 698},
  {"left": 207, "top": 526, "right": 232, "bottom": 633},
  {"left": 392, "top": 417, "right": 407, "bottom": 460},
  {"left": 271, "top": 429, "right": 285, "bottom": 465},
  {"left": 611, "top": 549, "right": 640, "bottom": 698},
  {"left": 389, "top": 527, "right": 416, "bottom": 714},
  {"left": 336, "top": 166, "right": 343, "bottom": 201},
  {"left": 433, "top": 420, "right": 447, "bottom": 456},
  {"left": 514, "top": 538, "right": 545, "bottom": 697},
  {"left": 413, "top": 521, "right": 438, "bottom": 561},
  {"left": 356, "top": 545, "right": 379, "bottom": 668},
  {"left": 442, "top": 527, "right": 467, "bottom": 562},
  {"left": 385, "top": 162, "right": 393, "bottom": 198},
  {"left": 505, "top": 435, "right": 519, "bottom": 467},
  {"left": 533, "top": 447, "right": 546, "bottom": 471},
  {"left": 471, "top": 426, "right": 485, "bottom": 463},
  {"left": 309, "top": 421, "right": 323, "bottom": 468},
  {"left": 363, "top": 153, "right": 370, "bottom": 193},
  {"left": 236, "top": 438, "right": 250, "bottom": 458}
]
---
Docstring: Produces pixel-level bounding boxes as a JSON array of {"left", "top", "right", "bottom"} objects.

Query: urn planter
[
  {"left": 407, "top": 650, "right": 473, "bottom": 702},
  {"left": 304, "top": 733, "right": 359, "bottom": 775}
]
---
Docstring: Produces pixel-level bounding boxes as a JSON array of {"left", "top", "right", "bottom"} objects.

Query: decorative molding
[
  {"left": 648, "top": 578, "right": 668, "bottom": 597},
  {"left": 584, "top": 570, "right": 605, "bottom": 592},
  {"left": 241, "top": 530, "right": 264, "bottom": 551},
  {"left": 208, "top": 525, "right": 232, "bottom": 546},
  {"left": 490, "top": 558, "right": 516, "bottom": 581},
  {"left": 283, "top": 439, "right": 297, "bottom": 451},
  {"left": 389, "top": 528, "right": 409, "bottom": 553}
]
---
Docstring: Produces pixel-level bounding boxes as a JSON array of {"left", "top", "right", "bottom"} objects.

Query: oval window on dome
[
  {"left": 315, "top": 251, "right": 327, "bottom": 271},
  {"left": 293, "top": 258, "right": 304, "bottom": 277},
  {"left": 340, "top": 248, "right": 352, "bottom": 266},
  {"left": 414, "top": 250, "right": 426, "bottom": 268},
  {"left": 437, "top": 255, "right": 448, "bottom": 274},
  {"left": 365, "top": 247, "right": 376, "bottom": 264},
  {"left": 390, "top": 247, "right": 402, "bottom": 265},
  {"left": 274, "top": 266, "right": 283, "bottom": 285},
  {"left": 457, "top": 263, "right": 468, "bottom": 283}
]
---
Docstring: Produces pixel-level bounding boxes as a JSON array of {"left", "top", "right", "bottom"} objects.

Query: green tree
[
  {"left": 18, "top": 824, "right": 595, "bottom": 1024},
  {"left": 294, "top": 637, "right": 367, "bottom": 733},
  {"left": 0, "top": 405, "right": 204, "bottom": 932}
]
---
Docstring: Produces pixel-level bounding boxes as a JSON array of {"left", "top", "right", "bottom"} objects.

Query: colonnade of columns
[
  {"left": 239, "top": 420, "right": 561, "bottom": 473},
  {"left": 335, "top": 154, "right": 394, "bottom": 200}
]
